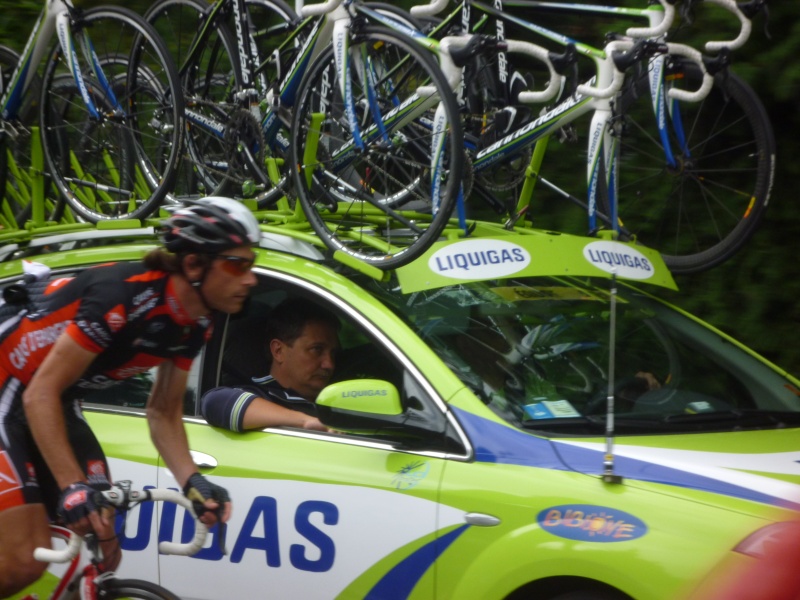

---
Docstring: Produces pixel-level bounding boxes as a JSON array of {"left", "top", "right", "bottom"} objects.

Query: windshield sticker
[
  {"left": 524, "top": 400, "right": 581, "bottom": 420},
  {"left": 538, "top": 504, "right": 648, "bottom": 542},
  {"left": 583, "top": 241, "right": 654, "bottom": 280},
  {"left": 428, "top": 239, "right": 531, "bottom": 280}
]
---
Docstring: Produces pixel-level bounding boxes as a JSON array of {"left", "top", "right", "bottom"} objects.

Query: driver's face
[{"left": 271, "top": 320, "right": 339, "bottom": 400}]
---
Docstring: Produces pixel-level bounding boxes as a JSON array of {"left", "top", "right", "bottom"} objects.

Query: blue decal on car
[
  {"left": 366, "top": 525, "right": 469, "bottom": 599},
  {"left": 452, "top": 406, "right": 800, "bottom": 511}
]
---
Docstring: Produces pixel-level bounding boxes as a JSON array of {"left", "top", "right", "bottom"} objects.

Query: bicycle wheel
[
  {"left": 146, "top": 0, "right": 242, "bottom": 201},
  {"left": 0, "top": 45, "right": 69, "bottom": 228},
  {"left": 146, "top": 0, "right": 299, "bottom": 204},
  {"left": 242, "top": 0, "right": 301, "bottom": 207},
  {"left": 39, "top": 6, "right": 184, "bottom": 222},
  {"left": 291, "top": 25, "right": 464, "bottom": 269},
  {"left": 614, "top": 60, "right": 776, "bottom": 274},
  {"left": 99, "top": 577, "right": 181, "bottom": 600}
]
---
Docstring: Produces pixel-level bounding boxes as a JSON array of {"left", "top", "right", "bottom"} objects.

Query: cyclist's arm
[
  {"left": 22, "top": 334, "right": 118, "bottom": 552},
  {"left": 146, "top": 360, "right": 232, "bottom": 525},
  {"left": 22, "top": 334, "right": 98, "bottom": 490}
]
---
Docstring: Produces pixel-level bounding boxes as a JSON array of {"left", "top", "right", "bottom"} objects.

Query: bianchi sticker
[
  {"left": 537, "top": 504, "right": 648, "bottom": 542},
  {"left": 428, "top": 239, "right": 531, "bottom": 280},
  {"left": 583, "top": 241, "right": 654, "bottom": 280}
]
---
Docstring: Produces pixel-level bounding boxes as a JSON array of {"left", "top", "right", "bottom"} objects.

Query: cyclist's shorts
[{"left": 0, "top": 375, "right": 112, "bottom": 520}]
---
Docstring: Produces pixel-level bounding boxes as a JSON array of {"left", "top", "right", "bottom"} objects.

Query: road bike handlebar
[
  {"left": 663, "top": 42, "right": 714, "bottom": 101},
  {"left": 300, "top": 0, "right": 345, "bottom": 18},
  {"left": 34, "top": 486, "right": 208, "bottom": 563},
  {"left": 624, "top": 0, "right": 677, "bottom": 38},
  {"left": 699, "top": 0, "right": 752, "bottom": 52},
  {"left": 505, "top": 40, "right": 564, "bottom": 104},
  {"left": 575, "top": 39, "right": 712, "bottom": 102},
  {"left": 438, "top": 35, "right": 563, "bottom": 104},
  {"left": 575, "top": 40, "right": 632, "bottom": 100},
  {"left": 410, "top": 0, "right": 448, "bottom": 18}
]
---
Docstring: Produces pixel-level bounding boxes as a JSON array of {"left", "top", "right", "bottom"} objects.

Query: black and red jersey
[{"left": 0, "top": 262, "right": 212, "bottom": 401}]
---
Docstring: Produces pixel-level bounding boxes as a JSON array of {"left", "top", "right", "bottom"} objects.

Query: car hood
[
  {"left": 553, "top": 428, "right": 800, "bottom": 510},
  {"left": 452, "top": 405, "right": 800, "bottom": 512}
]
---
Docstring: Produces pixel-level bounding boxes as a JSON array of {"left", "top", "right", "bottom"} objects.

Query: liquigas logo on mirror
[{"left": 429, "top": 239, "right": 531, "bottom": 279}]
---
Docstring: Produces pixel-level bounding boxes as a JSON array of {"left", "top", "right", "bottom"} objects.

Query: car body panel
[{"left": 4, "top": 226, "right": 799, "bottom": 600}]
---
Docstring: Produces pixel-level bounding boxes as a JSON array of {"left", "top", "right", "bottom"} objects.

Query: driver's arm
[{"left": 201, "top": 387, "right": 327, "bottom": 431}]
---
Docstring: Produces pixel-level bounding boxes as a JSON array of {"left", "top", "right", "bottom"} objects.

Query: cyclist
[
  {"left": 201, "top": 298, "right": 339, "bottom": 432},
  {"left": 0, "top": 197, "right": 260, "bottom": 597}
]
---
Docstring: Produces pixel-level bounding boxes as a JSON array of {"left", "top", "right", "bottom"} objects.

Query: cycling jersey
[
  {"left": 201, "top": 375, "right": 316, "bottom": 432},
  {"left": 0, "top": 262, "right": 211, "bottom": 395},
  {"left": 0, "top": 261, "right": 212, "bottom": 512}
]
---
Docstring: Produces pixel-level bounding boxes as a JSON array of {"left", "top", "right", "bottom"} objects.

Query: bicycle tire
[
  {"left": 146, "top": 0, "right": 243, "bottom": 202},
  {"left": 614, "top": 60, "right": 776, "bottom": 274},
  {"left": 98, "top": 577, "right": 181, "bottom": 600},
  {"left": 291, "top": 24, "right": 464, "bottom": 269},
  {"left": 242, "top": 0, "right": 300, "bottom": 208},
  {"left": 146, "top": 0, "right": 299, "bottom": 205},
  {"left": 39, "top": 6, "right": 184, "bottom": 222}
]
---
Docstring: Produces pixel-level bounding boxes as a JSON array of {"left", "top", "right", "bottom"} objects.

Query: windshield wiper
[
  {"left": 522, "top": 409, "right": 800, "bottom": 436},
  {"left": 663, "top": 409, "right": 800, "bottom": 427}
]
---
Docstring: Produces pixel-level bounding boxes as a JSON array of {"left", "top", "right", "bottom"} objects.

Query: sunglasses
[{"left": 213, "top": 254, "right": 256, "bottom": 276}]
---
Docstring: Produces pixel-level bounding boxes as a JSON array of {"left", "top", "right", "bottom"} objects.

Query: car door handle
[
  {"left": 190, "top": 450, "right": 218, "bottom": 469},
  {"left": 464, "top": 513, "right": 501, "bottom": 527}
]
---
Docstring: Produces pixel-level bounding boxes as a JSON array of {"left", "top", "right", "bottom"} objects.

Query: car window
[
  {"left": 361, "top": 276, "right": 800, "bottom": 435},
  {"left": 205, "top": 273, "right": 457, "bottom": 451},
  {"left": 82, "top": 372, "right": 154, "bottom": 409}
]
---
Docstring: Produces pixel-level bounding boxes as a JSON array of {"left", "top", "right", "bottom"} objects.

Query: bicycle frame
[
  {"left": 31, "top": 484, "right": 207, "bottom": 600},
  {"left": 177, "top": 0, "right": 462, "bottom": 214},
  {"left": 388, "top": 0, "right": 750, "bottom": 236},
  {"left": 393, "top": 0, "right": 677, "bottom": 233}
]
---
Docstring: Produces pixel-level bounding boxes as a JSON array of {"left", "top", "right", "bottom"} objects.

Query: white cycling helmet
[{"left": 160, "top": 197, "right": 261, "bottom": 254}]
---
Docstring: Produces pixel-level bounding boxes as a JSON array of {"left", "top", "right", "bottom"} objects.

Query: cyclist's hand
[
  {"left": 57, "top": 482, "right": 104, "bottom": 533},
  {"left": 183, "top": 473, "right": 232, "bottom": 526},
  {"left": 57, "top": 482, "right": 121, "bottom": 568}
]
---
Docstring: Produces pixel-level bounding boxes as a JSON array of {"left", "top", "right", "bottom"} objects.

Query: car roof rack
[
  {"left": 0, "top": 208, "right": 675, "bottom": 290},
  {"left": 0, "top": 214, "right": 393, "bottom": 282}
]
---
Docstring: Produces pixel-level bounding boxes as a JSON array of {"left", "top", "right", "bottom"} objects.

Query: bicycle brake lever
[
  {"left": 679, "top": 1, "right": 696, "bottom": 26},
  {"left": 217, "top": 521, "right": 228, "bottom": 556}
]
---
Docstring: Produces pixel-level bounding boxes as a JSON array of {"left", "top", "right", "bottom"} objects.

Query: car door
[
  {"left": 157, "top": 271, "right": 468, "bottom": 599},
  {"left": 84, "top": 371, "right": 165, "bottom": 581}
]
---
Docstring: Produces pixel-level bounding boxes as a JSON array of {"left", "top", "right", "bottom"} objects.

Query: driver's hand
[{"left": 635, "top": 371, "right": 661, "bottom": 390}]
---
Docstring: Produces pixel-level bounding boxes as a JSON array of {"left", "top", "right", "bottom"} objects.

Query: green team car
[{"left": 6, "top": 221, "right": 800, "bottom": 599}]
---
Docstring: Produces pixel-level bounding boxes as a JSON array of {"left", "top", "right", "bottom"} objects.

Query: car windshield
[{"left": 367, "top": 276, "right": 800, "bottom": 435}]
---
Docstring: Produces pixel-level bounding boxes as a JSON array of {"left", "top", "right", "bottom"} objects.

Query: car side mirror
[{"left": 316, "top": 379, "right": 407, "bottom": 436}]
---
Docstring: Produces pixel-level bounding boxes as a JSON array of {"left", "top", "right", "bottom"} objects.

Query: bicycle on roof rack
[
  {"left": 0, "top": 0, "right": 184, "bottom": 227},
  {"left": 364, "top": 0, "right": 774, "bottom": 274},
  {"left": 144, "top": 0, "right": 479, "bottom": 269}
]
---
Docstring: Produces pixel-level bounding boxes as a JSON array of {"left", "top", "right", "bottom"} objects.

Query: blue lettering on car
[{"left": 119, "top": 491, "right": 338, "bottom": 571}]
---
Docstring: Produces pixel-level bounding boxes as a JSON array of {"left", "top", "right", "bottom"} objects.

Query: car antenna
[{"left": 603, "top": 268, "right": 623, "bottom": 484}]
